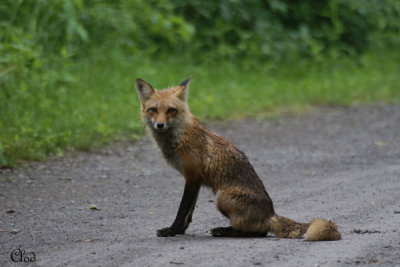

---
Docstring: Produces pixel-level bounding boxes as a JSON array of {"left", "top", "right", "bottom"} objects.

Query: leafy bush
[
  {"left": 171, "top": 0, "right": 400, "bottom": 60},
  {"left": 1, "top": 0, "right": 399, "bottom": 62}
]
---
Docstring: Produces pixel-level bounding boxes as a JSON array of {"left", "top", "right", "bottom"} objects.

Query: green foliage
[
  {"left": 0, "top": 0, "right": 399, "bottom": 167},
  {"left": 171, "top": 0, "right": 400, "bottom": 60},
  {"left": 1, "top": 0, "right": 399, "bottom": 62}
]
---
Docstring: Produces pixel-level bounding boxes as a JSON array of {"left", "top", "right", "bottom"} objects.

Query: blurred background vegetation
[{"left": 1, "top": 0, "right": 400, "bottom": 167}]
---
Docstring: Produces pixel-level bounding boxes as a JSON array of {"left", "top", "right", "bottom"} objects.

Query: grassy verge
[{"left": 1, "top": 49, "right": 399, "bottom": 167}]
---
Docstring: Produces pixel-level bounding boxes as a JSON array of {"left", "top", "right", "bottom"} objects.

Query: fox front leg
[{"left": 157, "top": 181, "right": 201, "bottom": 237}]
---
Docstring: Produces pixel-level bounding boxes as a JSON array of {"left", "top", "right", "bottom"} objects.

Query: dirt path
[{"left": 1, "top": 105, "right": 400, "bottom": 266}]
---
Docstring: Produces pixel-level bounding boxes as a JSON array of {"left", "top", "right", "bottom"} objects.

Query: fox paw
[
  {"left": 211, "top": 226, "right": 234, "bottom": 237},
  {"left": 157, "top": 227, "right": 178, "bottom": 237},
  {"left": 211, "top": 227, "right": 267, "bottom": 237}
]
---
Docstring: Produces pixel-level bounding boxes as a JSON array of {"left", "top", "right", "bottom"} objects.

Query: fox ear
[
  {"left": 175, "top": 76, "right": 191, "bottom": 101},
  {"left": 136, "top": 79, "right": 155, "bottom": 103}
]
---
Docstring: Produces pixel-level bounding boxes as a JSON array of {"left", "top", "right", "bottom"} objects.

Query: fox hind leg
[{"left": 212, "top": 188, "right": 272, "bottom": 237}]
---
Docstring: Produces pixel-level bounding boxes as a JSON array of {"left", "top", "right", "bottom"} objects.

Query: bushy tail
[{"left": 269, "top": 215, "right": 341, "bottom": 241}]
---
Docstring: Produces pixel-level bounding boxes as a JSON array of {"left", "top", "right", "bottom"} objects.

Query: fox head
[{"left": 135, "top": 77, "right": 192, "bottom": 131}]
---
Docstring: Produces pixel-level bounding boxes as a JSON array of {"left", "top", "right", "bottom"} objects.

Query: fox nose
[{"left": 156, "top": 123, "right": 164, "bottom": 129}]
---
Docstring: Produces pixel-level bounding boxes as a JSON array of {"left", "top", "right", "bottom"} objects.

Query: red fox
[{"left": 135, "top": 77, "right": 341, "bottom": 241}]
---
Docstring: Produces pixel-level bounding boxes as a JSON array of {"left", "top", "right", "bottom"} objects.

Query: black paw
[
  {"left": 211, "top": 227, "right": 267, "bottom": 237},
  {"left": 211, "top": 226, "right": 233, "bottom": 237},
  {"left": 157, "top": 227, "right": 178, "bottom": 237}
]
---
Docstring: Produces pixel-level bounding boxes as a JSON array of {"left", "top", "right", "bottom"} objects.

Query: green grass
[{"left": 1, "top": 49, "right": 399, "bottom": 167}]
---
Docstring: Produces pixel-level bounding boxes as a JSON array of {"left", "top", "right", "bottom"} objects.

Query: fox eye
[
  {"left": 167, "top": 108, "right": 177, "bottom": 114},
  {"left": 148, "top": 107, "right": 157, "bottom": 113}
]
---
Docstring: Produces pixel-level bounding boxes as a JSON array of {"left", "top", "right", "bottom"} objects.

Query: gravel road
[{"left": 1, "top": 105, "right": 400, "bottom": 266}]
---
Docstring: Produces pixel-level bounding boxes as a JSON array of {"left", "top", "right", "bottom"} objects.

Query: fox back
[{"left": 136, "top": 78, "right": 270, "bottom": 194}]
